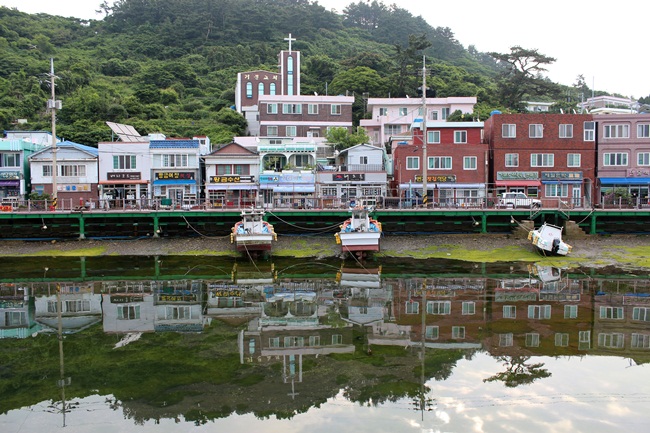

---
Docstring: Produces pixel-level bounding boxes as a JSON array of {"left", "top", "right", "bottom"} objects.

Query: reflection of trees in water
[{"left": 483, "top": 355, "right": 551, "bottom": 387}]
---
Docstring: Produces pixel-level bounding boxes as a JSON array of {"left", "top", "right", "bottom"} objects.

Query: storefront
[
  {"left": 259, "top": 172, "right": 316, "bottom": 208},
  {"left": 495, "top": 172, "right": 541, "bottom": 197},
  {"left": 206, "top": 175, "right": 257, "bottom": 208},
  {"left": 599, "top": 176, "right": 650, "bottom": 206},
  {"left": 541, "top": 171, "right": 585, "bottom": 207},
  {"left": 152, "top": 171, "right": 199, "bottom": 207},
  {"left": 0, "top": 171, "right": 21, "bottom": 198}
]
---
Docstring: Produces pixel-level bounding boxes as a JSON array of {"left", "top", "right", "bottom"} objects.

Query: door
[
  {"left": 572, "top": 186, "right": 581, "bottom": 208},
  {"left": 168, "top": 188, "right": 183, "bottom": 206}
]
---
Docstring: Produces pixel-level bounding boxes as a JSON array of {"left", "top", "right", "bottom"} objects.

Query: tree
[
  {"left": 325, "top": 126, "right": 369, "bottom": 151},
  {"left": 489, "top": 46, "right": 556, "bottom": 110},
  {"left": 483, "top": 356, "right": 551, "bottom": 387}
]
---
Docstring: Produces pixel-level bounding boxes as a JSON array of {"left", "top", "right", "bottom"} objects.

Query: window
[
  {"left": 526, "top": 333, "right": 540, "bottom": 347},
  {"left": 603, "top": 152, "right": 628, "bottom": 166},
  {"left": 385, "top": 124, "right": 402, "bottom": 135},
  {"left": 463, "top": 156, "right": 477, "bottom": 170},
  {"left": 530, "top": 153, "right": 554, "bottom": 167},
  {"left": 599, "top": 306, "right": 624, "bottom": 319},
  {"left": 60, "top": 165, "right": 86, "bottom": 177},
  {"left": 286, "top": 126, "right": 297, "bottom": 137},
  {"left": 564, "top": 305, "right": 578, "bottom": 319},
  {"left": 632, "top": 307, "right": 650, "bottom": 321},
  {"left": 528, "top": 305, "right": 551, "bottom": 319},
  {"left": 165, "top": 305, "right": 190, "bottom": 320},
  {"left": 499, "top": 333, "right": 513, "bottom": 347},
  {"left": 5, "top": 311, "right": 26, "bottom": 326},
  {"left": 322, "top": 187, "right": 337, "bottom": 196},
  {"left": 451, "top": 326, "right": 465, "bottom": 339},
  {"left": 429, "top": 111, "right": 438, "bottom": 121},
  {"left": 267, "top": 103, "right": 278, "bottom": 114},
  {"left": 559, "top": 124, "right": 573, "bottom": 138},
  {"left": 545, "top": 183, "right": 569, "bottom": 197},
  {"left": 287, "top": 56, "right": 294, "bottom": 95},
  {"left": 603, "top": 124, "right": 630, "bottom": 138},
  {"left": 308, "top": 104, "right": 318, "bottom": 114},
  {"left": 405, "top": 301, "right": 419, "bottom": 314},
  {"left": 631, "top": 333, "right": 650, "bottom": 349},
  {"left": 162, "top": 154, "right": 189, "bottom": 168},
  {"left": 269, "top": 337, "right": 280, "bottom": 348},
  {"left": 282, "top": 103, "right": 302, "bottom": 114},
  {"left": 406, "top": 156, "right": 419, "bottom": 170},
  {"left": 567, "top": 153, "right": 581, "bottom": 167},
  {"left": 505, "top": 153, "right": 519, "bottom": 167},
  {"left": 441, "top": 107, "right": 450, "bottom": 120},
  {"left": 332, "top": 334, "right": 343, "bottom": 344},
  {"left": 399, "top": 107, "right": 408, "bottom": 116},
  {"left": 578, "top": 331, "right": 591, "bottom": 350},
  {"left": 359, "top": 156, "right": 368, "bottom": 165},
  {"left": 331, "top": 104, "right": 342, "bottom": 115},
  {"left": 503, "top": 305, "right": 516, "bottom": 318},
  {"left": 598, "top": 333, "right": 624, "bottom": 348},
  {"left": 245, "top": 82, "right": 252, "bottom": 98},
  {"left": 113, "top": 155, "right": 136, "bottom": 170},
  {"left": 427, "top": 300, "right": 451, "bottom": 315},
  {"left": 294, "top": 154, "right": 310, "bottom": 167},
  {"left": 269, "top": 83, "right": 276, "bottom": 95},
  {"left": 2, "top": 153, "right": 20, "bottom": 167},
  {"left": 638, "top": 124, "right": 650, "bottom": 138},
  {"left": 429, "top": 156, "right": 452, "bottom": 169},
  {"left": 425, "top": 326, "right": 439, "bottom": 339},
  {"left": 427, "top": 131, "right": 440, "bottom": 144},
  {"left": 638, "top": 153, "right": 650, "bottom": 166},
  {"left": 42, "top": 165, "right": 52, "bottom": 177},
  {"left": 584, "top": 121, "right": 595, "bottom": 141},
  {"left": 529, "top": 124, "right": 543, "bottom": 138},
  {"left": 309, "top": 335, "right": 320, "bottom": 346},
  {"left": 462, "top": 301, "right": 475, "bottom": 315},
  {"left": 258, "top": 82, "right": 264, "bottom": 95},
  {"left": 555, "top": 333, "right": 569, "bottom": 347},
  {"left": 502, "top": 124, "right": 516, "bottom": 138},
  {"left": 284, "top": 336, "right": 304, "bottom": 347},
  {"left": 454, "top": 130, "right": 467, "bottom": 143},
  {"left": 267, "top": 126, "right": 278, "bottom": 136},
  {"left": 117, "top": 305, "right": 140, "bottom": 320},
  {"left": 379, "top": 107, "right": 388, "bottom": 116}
]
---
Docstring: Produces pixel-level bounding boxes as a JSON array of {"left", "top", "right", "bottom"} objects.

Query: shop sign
[
  {"left": 0, "top": 171, "right": 20, "bottom": 180},
  {"left": 541, "top": 171, "right": 582, "bottom": 181},
  {"left": 108, "top": 172, "right": 142, "bottom": 181},
  {"left": 110, "top": 295, "right": 144, "bottom": 303},
  {"left": 210, "top": 175, "right": 254, "bottom": 183},
  {"left": 497, "top": 171, "right": 538, "bottom": 180},
  {"left": 333, "top": 173, "right": 365, "bottom": 181},
  {"left": 155, "top": 172, "right": 195, "bottom": 180},
  {"left": 415, "top": 175, "right": 456, "bottom": 183}
]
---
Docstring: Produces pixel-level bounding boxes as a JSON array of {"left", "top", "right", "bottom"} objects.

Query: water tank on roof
[{"left": 490, "top": 110, "right": 502, "bottom": 116}]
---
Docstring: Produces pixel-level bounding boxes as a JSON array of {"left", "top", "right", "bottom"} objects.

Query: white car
[{"left": 499, "top": 192, "right": 542, "bottom": 209}]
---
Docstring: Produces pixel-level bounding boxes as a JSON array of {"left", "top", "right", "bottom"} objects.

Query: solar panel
[{"left": 106, "top": 122, "right": 143, "bottom": 142}]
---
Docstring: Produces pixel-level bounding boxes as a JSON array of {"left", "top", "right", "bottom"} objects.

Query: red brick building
[
  {"left": 484, "top": 113, "right": 596, "bottom": 207},
  {"left": 392, "top": 120, "right": 488, "bottom": 206}
]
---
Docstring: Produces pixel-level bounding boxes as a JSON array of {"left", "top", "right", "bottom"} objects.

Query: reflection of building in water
[
  {"left": 387, "top": 277, "right": 486, "bottom": 349},
  {"left": 102, "top": 280, "right": 205, "bottom": 333},
  {"left": 102, "top": 281, "right": 156, "bottom": 333},
  {"left": 593, "top": 279, "right": 650, "bottom": 357},
  {"left": 0, "top": 283, "right": 38, "bottom": 338},
  {"left": 33, "top": 282, "right": 102, "bottom": 334},
  {"left": 206, "top": 263, "right": 276, "bottom": 317},
  {"left": 337, "top": 266, "right": 391, "bottom": 326}
]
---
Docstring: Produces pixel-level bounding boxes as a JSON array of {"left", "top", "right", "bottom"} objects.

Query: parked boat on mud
[
  {"left": 231, "top": 208, "right": 276, "bottom": 253},
  {"left": 335, "top": 204, "right": 382, "bottom": 256},
  {"left": 528, "top": 222, "right": 572, "bottom": 256}
]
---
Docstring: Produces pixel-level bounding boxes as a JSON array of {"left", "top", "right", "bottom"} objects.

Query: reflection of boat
[
  {"left": 335, "top": 205, "right": 382, "bottom": 254},
  {"left": 231, "top": 208, "right": 276, "bottom": 253},
  {"left": 528, "top": 223, "right": 572, "bottom": 256}
]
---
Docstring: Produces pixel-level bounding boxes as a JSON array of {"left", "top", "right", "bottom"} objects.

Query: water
[{"left": 1, "top": 256, "right": 649, "bottom": 433}]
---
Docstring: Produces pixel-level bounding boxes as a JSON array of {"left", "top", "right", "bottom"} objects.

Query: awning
[
  {"left": 599, "top": 177, "right": 650, "bottom": 185},
  {"left": 273, "top": 185, "right": 315, "bottom": 193},
  {"left": 541, "top": 180, "right": 582, "bottom": 184},
  {"left": 399, "top": 183, "right": 485, "bottom": 189},
  {"left": 207, "top": 184, "right": 258, "bottom": 190},
  {"left": 100, "top": 180, "right": 148, "bottom": 185},
  {"left": 153, "top": 179, "right": 197, "bottom": 185},
  {"left": 495, "top": 180, "right": 541, "bottom": 187}
]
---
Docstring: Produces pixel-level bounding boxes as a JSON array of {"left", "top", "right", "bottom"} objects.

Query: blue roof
[
  {"left": 58, "top": 141, "right": 99, "bottom": 156},
  {"left": 150, "top": 140, "right": 199, "bottom": 149}
]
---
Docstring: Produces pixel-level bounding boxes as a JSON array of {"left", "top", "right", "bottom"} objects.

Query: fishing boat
[
  {"left": 231, "top": 208, "right": 276, "bottom": 253},
  {"left": 528, "top": 222, "right": 572, "bottom": 256},
  {"left": 335, "top": 204, "right": 382, "bottom": 255}
]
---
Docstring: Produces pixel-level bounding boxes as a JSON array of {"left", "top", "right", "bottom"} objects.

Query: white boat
[
  {"left": 528, "top": 223, "right": 572, "bottom": 256},
  {"left": 231, "top": 208, "right": 276, "bottom": 253},
  {"left": 335, "top": 204, "right": 382, "bottom": 254}
]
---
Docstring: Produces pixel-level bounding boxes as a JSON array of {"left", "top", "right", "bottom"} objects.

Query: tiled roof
[{"left": 149, "top": 140, "right": 199, "bottom": 149}]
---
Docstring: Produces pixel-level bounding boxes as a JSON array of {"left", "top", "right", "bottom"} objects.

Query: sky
[{"left": 1, "top": 0, "right": 647, "bottom": 99}]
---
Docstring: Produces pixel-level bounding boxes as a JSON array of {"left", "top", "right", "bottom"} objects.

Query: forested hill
[{"left": 1, "top": 0, "right": 585, "bottom": 145}]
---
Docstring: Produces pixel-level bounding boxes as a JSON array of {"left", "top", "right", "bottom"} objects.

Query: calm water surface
[{"left": 1, "top": 255, "right": 649, "bottom": 433}]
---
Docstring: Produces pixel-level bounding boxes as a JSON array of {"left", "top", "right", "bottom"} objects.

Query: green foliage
[
  {"left": 325, "top": 126, "right": 369, "bottom": 151},
  {"left": 0, "top": 0, "right": 592, "bottom": 145}
]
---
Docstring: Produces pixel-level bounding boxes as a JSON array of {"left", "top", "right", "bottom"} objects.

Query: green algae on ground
[
  {"left": 27, "top": 246, "right": 108, "bottom": 257},
  {"left": 597, "top": 245, "right": 650, "bottom": 268},
  {"left": 273, "top": 236, "right": 336, "bottom": 258}
]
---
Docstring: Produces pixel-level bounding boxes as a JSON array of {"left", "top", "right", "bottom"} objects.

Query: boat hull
[
  {"left": 339, "top": 232, "right": 381, "bottom": 252},
  {"left": 234, "top": 234, "right": 274, "bottom": 252},
  {"left": 528, "top": 224, "right": 571, "bottom": 256}
]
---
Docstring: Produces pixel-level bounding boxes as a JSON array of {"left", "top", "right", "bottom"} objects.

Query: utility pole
[
  {"left": 48, "top": 59, "right": 61, "bottom": 210},
  {"left": 56, "top": 284, "right": 67, "bottom": 427},
  {"left": 421, "top": 56, "right": 428, "bottom": 208}
]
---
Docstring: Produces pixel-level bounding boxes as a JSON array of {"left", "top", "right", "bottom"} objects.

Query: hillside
[{"left": 0, "top": 0, "right": 588, "bottom": 145}]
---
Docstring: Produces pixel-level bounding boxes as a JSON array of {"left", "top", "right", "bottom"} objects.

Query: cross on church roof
[{"left": 284, "top": 33, "right": 296, "bottom": 53}]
